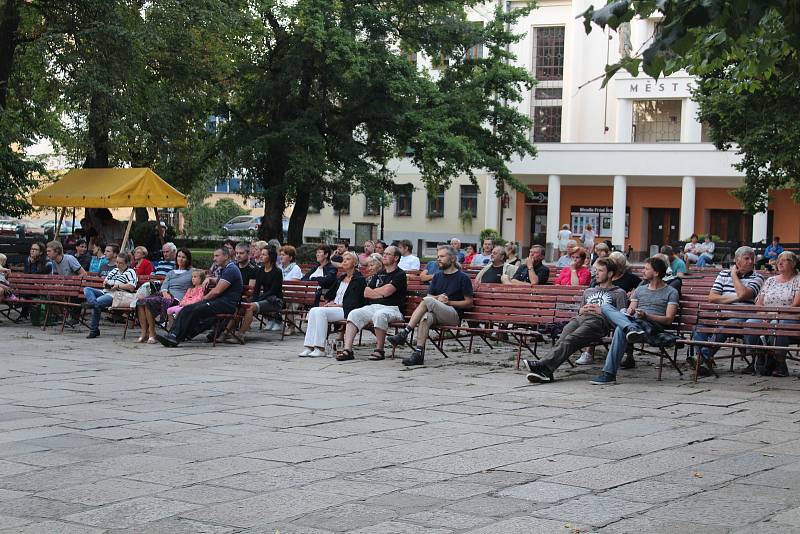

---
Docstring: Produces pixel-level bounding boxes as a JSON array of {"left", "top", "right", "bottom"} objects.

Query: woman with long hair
[{"left": 136, "top": 248, "right": 192, "bottom": 343}]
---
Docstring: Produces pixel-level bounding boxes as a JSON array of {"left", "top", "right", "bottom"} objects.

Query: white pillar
[
  {"left": 612, "top": 175, "right": 627, "bottom": 250},
  {"left": 681, "top": 98, "right": 702, "bottom": 142},
  {"left": 753, "top": 211, "right": 768, "bottom": 243},
  {"left": 546, "top": 175, "right": 561, "bottom": 255},
  {"left": 616, "top": 100, "right": 633, "bottom": 143},
  {"left": 679, "top": 176, "right": 696, "bottom": 240},
  {"left": 484, "top": 177, "right": 498, "bottom": 231}
]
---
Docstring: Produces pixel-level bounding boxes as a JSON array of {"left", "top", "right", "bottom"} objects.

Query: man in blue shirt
[
  {"left": 156, "top": 247, "right": 243, "bottom": 347},
  {"left": 387, "top": 245, "right": 473, "bottom": 366},
  {"left": 756, "top": 236, "right": 784, "bottom": 271}
]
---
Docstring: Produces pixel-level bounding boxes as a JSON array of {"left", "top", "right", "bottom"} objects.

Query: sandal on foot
[
  {"left": 336, "top": 349, "right": 355, "bottom": 361},
  {"left": 369, "top": 349, "right": 385, "bottom": 361}
]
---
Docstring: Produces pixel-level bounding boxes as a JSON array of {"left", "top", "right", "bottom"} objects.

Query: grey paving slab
[
  {"left": 38, "top": 478, "right": 170, "bottom": 506},
  {"left": 293, "top": 502, "right": 398, "bottom": 531},
  {"left": 531, "top": 494, "right": 654, "bottom": 527},
  {"left": 0, "top": 520, "right": 107, "bottom": 534},
  {"left": 63, "top": 496, "right": 198, "bottom": 529}
]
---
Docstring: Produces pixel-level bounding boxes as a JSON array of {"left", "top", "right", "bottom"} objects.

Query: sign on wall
[
  {"left": 616, "top": 76, "right": 695, "bottom": 99},
  {"left": 571, "top": 206, "right": 629, "bottom": 238}
]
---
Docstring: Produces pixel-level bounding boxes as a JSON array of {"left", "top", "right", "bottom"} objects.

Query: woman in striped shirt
[{"left": 83, "top": 252, "right": 138, "bottom": 339}]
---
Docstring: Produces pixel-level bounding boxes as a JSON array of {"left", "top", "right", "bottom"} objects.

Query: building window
[
  {"left": 466, "top": 22, "right": 484, "bottom": 63},
  {"left": 427, "top": 190, "right": 444, "bottom": 218},
  {"left": 701, "top": 121, "right": 713, "bottom": 143},
  {"left": 633, "top": 99, "right": 682, "bottom": 143},
  {"left": 307, "top": 191, "right": 324, "bottom": 214},
  {"left": 333, "top": 194, "right": 350, "bottom": 216},
  {"left": 364, "top": 196, "right": 381, "bottom": 216},
  {"left": 394, "top": 184, "right": 413, "bottom": 216},
  {"left": 570, "top": 207, "right": 630, "bottom": 238},
  {"left": 531, "top": 26, "right": 565, "bottom": 143},
  {"left": 460, "top": 185, "right": 478, "bottom": 217}
]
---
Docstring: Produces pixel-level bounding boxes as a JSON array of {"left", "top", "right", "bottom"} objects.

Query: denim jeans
[
  {"left": 84, "top": 287, "right": 113, "bottom": 333},
  {"left": 692, "top": 316, "right": 747, "bottom": 360},
  {"left": 696, "top": 253, "right": 713, "bottom": 267},
  {"left": 600, "top": 304, "right": 641, "bottom": 376}
]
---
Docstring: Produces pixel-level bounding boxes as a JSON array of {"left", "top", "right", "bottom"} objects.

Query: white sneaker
[
  {"left": 298, "top": 348, "right": 312, "bottom": 357},
  {"left": 269, "top": 321, "right": 282, "bottom": 332},
  {"left": 308, "top": 348, "right": 325, "bottom": 357},
  {"left": 576, "top": 351, "right": 593, "bottom": 365}
]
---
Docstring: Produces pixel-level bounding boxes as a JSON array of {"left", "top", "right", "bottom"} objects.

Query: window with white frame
[{"left": 531, "top": 26, "right": 565, "bottom": 143}]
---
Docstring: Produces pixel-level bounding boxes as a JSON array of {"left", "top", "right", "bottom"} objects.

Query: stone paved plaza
[{"left": 2, "top": 322, "right": 800, "bottom": 533}]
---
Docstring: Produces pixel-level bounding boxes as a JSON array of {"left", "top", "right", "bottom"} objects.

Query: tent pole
[
  {"left": 120, "top": 210, "right": 135, "bottom": 253},
  {"left": 56, "top": 207, "right": 67, "bottom": 244}
]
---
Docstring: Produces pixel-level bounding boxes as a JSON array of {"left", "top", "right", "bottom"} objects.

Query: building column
[
  {"left": 484, "top": 177, "right": 498, "bottom": 231},
  {"left": 679, "top": 176, "right": 696, "bottom": 240},
  {"left": 753, "top": 210, "right": 768, "bottom": 243},
  {"left": 612, "top": 175, "right": 627, "bottom": 250},
  {"left": 681, "top": 98, "right": 702, "bottom": 142},
  {"left": 546, "top": 175, "right": 561, "bottom": 259},
  {"left": 616, "top": 100, "right": 633, "bottom": 143}
]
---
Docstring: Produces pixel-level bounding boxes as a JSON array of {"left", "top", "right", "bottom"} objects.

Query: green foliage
[
  {"left": 221, "top": 0, "right": 537, "bottom": 244},
  {"left": 318, "top": 229, "right": 337, "bottom": 244},
  {"left": 580, "top": 0, "right": 800, "bottom": 212},
  {"left": 479, "top": 228, "right": 506, "bottom": 247},
  {"left": 182, "top": 198, "right": 248, "bottom": 237}
]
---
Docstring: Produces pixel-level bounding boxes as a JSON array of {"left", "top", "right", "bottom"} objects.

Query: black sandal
[
  {"left": 336, "top": 349, "right": 355, "bottom": 361},
  {"left": 369, "top": 349, "right": 385, "bottom": 361}
]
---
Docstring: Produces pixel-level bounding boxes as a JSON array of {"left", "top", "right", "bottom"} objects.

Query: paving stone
[
  {"left": 730, "top": 524, "right": 800, "bottom": 534},
  {"left": 445, "top": 495, "right": 531, "bottom": 517},
  {"left": 0, "top": 520, "right": 106, "bottom": 534},
  {"left": 532, "top": 494, "right": 654, "bottom": 526},
  {"left": 499, "top": 453, "right": 610, "bottom": 475},
  {"left": 403, "top": 481, "right": 494, "bottom": 500},
  {"left": 0, "top": 514, "right": 33, "bottom": 530},
  {"left": 463, "top": 516, "right": 592, "bottom": 534},
  {"left": 644, "top": 495, "right": 785, "bottom": 526},
  {"left": 63, "top": 496, "right": 197, "bottom": 529},
  {"left": 300, "top": 478, "right": 399, "bottom": 498},
  {"left": 38, "top": 478, "right": 169, "bottom": 506},
  {"left": 293, "top": 502, "right": 397, "bottom": 532},
  {"left": 598, "top": 479, "right": 702, "bottom": 503},
  {"left": 401, "top": 509, "right": 493, "bottom": 530},
  {"left": 113, "top": 517, "right": 238, "bottom": 533},
  {"left": 125, "top": 456, "right": 281, "bottom": 486},
  {"left": 242, "top": 445, "right": 341, "bottom": 463},
  {"left": 598, "top": 516, "right": 731, "bottom": 534},
  {"left": 739, "top": 468, "right": 800, "bottom": 489},
  {"left": 157, "top": 484, "right": 255, "bottom": 504},
  {"left": 0, "top": 496, "right": 90, "bottom": 519},
  {"left": 695, "top": 452, "right": 799, "bottom": 476},
  {"left": 497, "top": 480, "right": 590, "bottom": 502},
  {"left": 210, "top": 466, "right": 336, "bottom": 492},
  {"left": 180, "top": 488, "right": 352, "bottom": 528},
  {"left": 349, "top": 522, "right": 451, "bottom": 534}
]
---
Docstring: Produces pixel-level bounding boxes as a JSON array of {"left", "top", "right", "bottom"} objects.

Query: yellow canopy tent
[{"left": 32, "top": 168, "right": 188, "bottom": 251}]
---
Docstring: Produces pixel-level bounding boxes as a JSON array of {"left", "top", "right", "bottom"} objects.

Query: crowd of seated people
[{"left": 5, "top": 230, "right": 800, "bottom": 381}]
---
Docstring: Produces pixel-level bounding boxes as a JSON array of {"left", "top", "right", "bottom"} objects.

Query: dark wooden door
[{"left": 648, "top": 208, "right": 679, "bottom": 247}]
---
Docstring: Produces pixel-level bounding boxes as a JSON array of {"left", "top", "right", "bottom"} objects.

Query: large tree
[
  {"left": 581, "top": 0, "right": 800, "bottom": 212},
  {"left": 221, "top": 0, "right": 536, "bottom": 244}
]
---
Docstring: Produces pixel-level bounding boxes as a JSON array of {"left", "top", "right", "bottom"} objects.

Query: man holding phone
[{"left": 591, "top": 256, "right": 679, "bottom": 384}]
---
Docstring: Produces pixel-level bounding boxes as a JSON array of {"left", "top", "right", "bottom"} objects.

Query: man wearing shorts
[{"left": 388, "top": 245, "right": 473, "bottom": 366}]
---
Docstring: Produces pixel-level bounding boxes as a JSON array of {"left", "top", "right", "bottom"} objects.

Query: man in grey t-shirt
[
  {"left": 46, "top": 240, "right": 86, "bottom": 276},
  {"left": 591, "top": 256, "right": 679, "bottom": 385},
  {"left": 523, "top": 258, "right": 628, "bottom": 383}
]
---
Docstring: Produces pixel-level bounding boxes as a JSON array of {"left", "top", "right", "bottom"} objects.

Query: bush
[{"left": 182, "top": 198, "right": 249, "bottom": 237}]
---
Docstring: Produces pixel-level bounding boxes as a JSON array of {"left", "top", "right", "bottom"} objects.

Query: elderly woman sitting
[
  {"left": 299, "top": 251, "right": 367, "bottom": 358},
  {"left": 132, "top": 246, "right": 154, "bottom": 276}
]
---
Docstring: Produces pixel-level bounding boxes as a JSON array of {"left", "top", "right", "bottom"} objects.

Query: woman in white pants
[{"left": 300, "top": 252, "right": 367, "bottom": 357}]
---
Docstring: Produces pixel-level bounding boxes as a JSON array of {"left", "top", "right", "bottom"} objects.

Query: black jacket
[
  {"left": 324, "top": 271, "right": 367, "bottom": 318},
  {"left": 302, "top": 262, "right": 337, "bottom": 289}
]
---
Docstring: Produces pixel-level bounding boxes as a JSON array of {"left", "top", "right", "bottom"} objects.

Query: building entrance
[
  {"left": 529, "top": 205, "right": 547, "bottom": 246},
  {"left": 647, "top": 208, "right": 679, "bottom": 248}
]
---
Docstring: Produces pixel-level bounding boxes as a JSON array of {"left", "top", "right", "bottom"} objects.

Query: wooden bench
[
  {"left": 676, "top": 304, "right": 800, "bottom": 381},
  {"left": 4, "top": 273, "right": 86, "bottom": 332}
]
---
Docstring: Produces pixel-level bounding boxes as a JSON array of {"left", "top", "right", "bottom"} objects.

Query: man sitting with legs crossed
[
  {"left": 523, "top": 258, "right": 628, "bottom": 383},
  {"left": 341, "top": 245, "right": 408, "bottom": 361},
  {"left": 388, "top": 245, "right": 473, "bottom": 366}
]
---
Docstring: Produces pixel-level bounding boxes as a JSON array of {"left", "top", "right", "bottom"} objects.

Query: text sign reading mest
[{"left": 616, "top": 76, "right": 695, "bottom": 99}]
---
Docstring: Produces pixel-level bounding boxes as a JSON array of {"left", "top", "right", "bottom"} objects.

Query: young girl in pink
[{"left": 166, "top": 269, "right": 206, "bottom": 320}]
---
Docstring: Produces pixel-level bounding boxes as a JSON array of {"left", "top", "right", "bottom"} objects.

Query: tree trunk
[
  {"left": 83, "top": 92, "right": 110, "bottom": 168},
  {"left": 0, "top": 0, "right": 21, "bottom": 110},
  {"left": 134, "top": 207, "right": 149, "bottom": 222},
  {"left": 260, "top": 190, "right": 286, "bottom": 242},
  {"left": 288, "top": 189, "right": 310, "bottom": 246}
]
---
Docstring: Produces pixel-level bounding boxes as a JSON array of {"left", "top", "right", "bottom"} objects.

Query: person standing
[
  {"left": 581, "top": 223, "right": 596, "bottom": 254},
  {"left": 557, "top": 224, "right": 572, "bottom": 254}
]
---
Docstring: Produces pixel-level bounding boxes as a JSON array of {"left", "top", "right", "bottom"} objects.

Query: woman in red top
[
  {"left": 133, "top": 246, "right": 154, "bottom": 276},
  {"left": 555, "top": 248, "right": 591, "bottom": 286},
  {"left": 463, "top": 244, "right": 477, "bottom": 267}
]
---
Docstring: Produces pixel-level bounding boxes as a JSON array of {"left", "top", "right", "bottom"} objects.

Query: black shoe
[
  {"left": 387, "top": 328, "right": 410, "bottom": 347},
  {"left": 155, "top": 333, "right": 179, "bottom": 347},
  {"left": 625, "top": 329, "right": 646, "bottom": 344},
  {"left": 740, "top": 363, "right": 756, "bottom": 375},
  {"left": 336, "top": 349, "right": 355, "bottom": 362},
  {"left": 86, "top": 330, "right": 100, "bottom": 339},
  {"left": 620, "top": 356, "right": 636, "bottom": 369},
  {"left": 773, "top": 360, "right": 789, "bottom": 377},
  {"left": 760, "top": 355, "right": 776, "bottom": 377},
  {"left": 521, "top": 358, "right": 536, "bottom": 373},
  {"left": 525, "top": 361, "right": 554, "bottom": 383},
  {"left": 590, "top": 372, "right": 616, "bottom": 385},
  {"left": 402, "top": 348, "right": 424, "bottom": 366}
]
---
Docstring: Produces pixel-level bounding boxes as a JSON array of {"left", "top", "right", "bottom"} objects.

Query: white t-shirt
[
  {"left": 398, "top": 255, "right": 420, "bottom": 271},
  {"left": 557, "top": 229, "right": 572, "bottom": 251},
  {"left": 334, "top": 281, "right": 349, "bottom": 305},
  {"left": 281, "top": 263, "right": 303, "bottom": 281}
]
